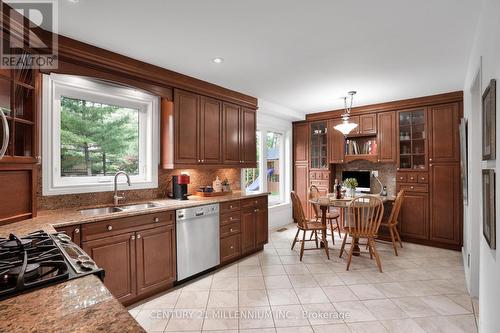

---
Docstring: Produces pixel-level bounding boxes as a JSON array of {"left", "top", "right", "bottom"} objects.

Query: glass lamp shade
[{"left": 334, "top": 120, "right": 358, "bottom": 135}]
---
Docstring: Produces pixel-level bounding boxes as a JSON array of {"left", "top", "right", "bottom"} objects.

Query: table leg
[{"left": 319, "top": 205, "right": 328, "bottom": 248}]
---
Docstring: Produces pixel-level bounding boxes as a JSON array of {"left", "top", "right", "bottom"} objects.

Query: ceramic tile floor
[{"left": 128, "top": 224, "right": 478, "bottom": 333}]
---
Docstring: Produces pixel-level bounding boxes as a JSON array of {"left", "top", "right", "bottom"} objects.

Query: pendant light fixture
[{"left": 334, "top": 91, "right": 358, "bottom": 135}]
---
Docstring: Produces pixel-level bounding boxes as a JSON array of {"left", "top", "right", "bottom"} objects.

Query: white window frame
[
  {"left": 42, "top": 74, "right": 159, "bottom": 196},
  {"left": 243, "top": 129, "right": 286, "bottom": 205}
]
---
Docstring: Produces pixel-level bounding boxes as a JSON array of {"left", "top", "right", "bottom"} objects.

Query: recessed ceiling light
[{"left": 212, "top": 57, "right": 224, "bottom": 64}]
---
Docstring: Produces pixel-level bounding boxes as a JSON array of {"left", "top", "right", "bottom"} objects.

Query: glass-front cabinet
[
  {"left": 398, "top": 109, "right": 427, "bottom": 170},
  {"left": 310, "top": 121, "right": 328, "bottom": 169}
]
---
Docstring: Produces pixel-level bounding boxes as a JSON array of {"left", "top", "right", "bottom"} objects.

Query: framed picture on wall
[
  {"left": 482, "top": 79, "right": 496, "bottom": 160},
  {"left": 459, "top": 118, "right": 468, "bottom": 204},
  {"left": 482, "top": 169, "right": 496, "bottom": 249}
]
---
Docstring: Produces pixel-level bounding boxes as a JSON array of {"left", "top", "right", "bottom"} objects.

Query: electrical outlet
[{"left": 371, "top": 170, "right": 379, "bottom": 177}]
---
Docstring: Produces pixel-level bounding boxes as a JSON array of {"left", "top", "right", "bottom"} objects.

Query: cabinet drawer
[
  {"left": 220, "top": 200, "right": 240, "bottom": 214},
  {"left": 220, "top": 221, "right": 241, "bottom": 238},
  {"left": 417, "top": 173, "right": 429, "bottom": 183},
  {"left": 220, "top": 234, "right": 240, "bottom": 263},
  {"left": 220, "top": 211, "right": 241, "bottom": 226},
  {"left": 396, "top": 173, "right": 407, "bottom": 182},
  {"left": 406, "top": 173, "right": 419, "bottom": 183},
  {"left": 82, "top": 211, "right": 174, "bottom": 241},
  {"left": 398, "top": 184, "right": 428, "bottom": 193},
  {"left": 241, "top": 196, "right": 268, "bottom": 209}
]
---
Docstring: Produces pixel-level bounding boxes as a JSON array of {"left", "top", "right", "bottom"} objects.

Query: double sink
[{"left": 79, "top": 202, "right": 161, "bottom": 216}]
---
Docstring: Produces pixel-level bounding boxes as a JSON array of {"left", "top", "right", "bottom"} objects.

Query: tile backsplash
[
  {"left": 334, "top": 160, "right": 397, "bottom": 196},
  {"left": 37, "top": 166, "right": 241, "bottom": 210}
]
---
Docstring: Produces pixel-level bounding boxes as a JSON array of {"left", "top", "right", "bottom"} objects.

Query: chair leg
[
  {"left": 394, "top": 228, "right": 403, "bottom": 248},
  {"left": 370, "top": 238, "right": 383, "bottom": 273},
  {"left": 291, "top": 228, "right": 300, "bottom": 250},
  {"left": 339, "top": 233, "right": 348, "bottom": 258},
  {"left": 329, "top": 220, "right": 335, "bottom": 245},
  {"left": 346, "top": 241, "right": 355, "bottom": 271},
  {"left": 389, "top": 227, "right": 398, "bottom": 256},
  {"left": 309, "top": 230, "right": 315, "bottom": 240},
  {"left": 314, "top": 230, "right": 319, "bottom": 249},
  {"left": 322, "top": 228, "right": 330, "bottom": 260},
  {"left": 368, "top": 239, "right": 373, "bottom": 259},
  {"left": 300, "top": 230, "right": 306, "bottom": 261},
  {"left": 335, "top": 218, "right": 342, "bottom": 238}
]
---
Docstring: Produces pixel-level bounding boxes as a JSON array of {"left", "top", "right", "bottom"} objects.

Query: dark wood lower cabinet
[
  {"left": 136, "top": 224, "right": 176, "bottom": 295},
  {"left": 240, "top": 207, "right": 257, "bottom": 255},
  {"left": 220, "top": 234, "right": 241, "bottom": 264},
  {"left": 256, "top": 206, "right": 268, "bottom": 247},
  {"left": 398, "top": 192, "right": 429, "bottom": 241},
  {"left": 55, "top": 224, "right": 81, "bottom": 246},
  {"left": 82, "top": 232, "right": 137, "bottom": 303}
]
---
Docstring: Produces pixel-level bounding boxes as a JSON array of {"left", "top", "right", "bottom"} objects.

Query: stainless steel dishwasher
[{"left": 176, "top": 203, "right": 220, "bottom": 280}]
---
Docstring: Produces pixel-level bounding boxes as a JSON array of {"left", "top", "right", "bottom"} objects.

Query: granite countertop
[{"left": 0, "top": 191, "right": 269, "bottom": 332}]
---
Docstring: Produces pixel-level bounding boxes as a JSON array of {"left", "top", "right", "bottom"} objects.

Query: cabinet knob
[
  {"left": 36, "top": 155, "right": 41, "bottom": 161},
  {"left": 254, "top": 208, "right": 259, "bottom": 212},
  {"left": 254, "top": 200, "right": 258, "bottom": 204},
  {"left": 230, "top": 245, "right": 234, "bottom": 249},
  {"left": 430, "top": 164, "right": 433, "bottom": 167},
  {"left": 410, "top": 186, "right": 414, "bottom": 189},
  {"left": 229, "top": 216, "right": 233, "bottom": 220},
  {"left": 74, "top": 228, "right": 80, "bottom": 234},
  {"left": 230, "top": 205, "right": 233, "bottom": 209},
  {"left": 137, "top": 234, "right": 141, "bottom": 239},
  {"left": 397, "top": 168, "right": 400, "bottom": 170},
  {"left": 201, "top": 159, "right": 204, "bottom": 163},
  {"left": 153, "top": 217, "right": 160, "bottom": 223},
  {"left": 429, "top": 158, "right": 433, "bottom": 161},
  {"left": 107, "top": 225, "right": 113, "bottom": 231},
  {"left": 230, "top": 228, "right": 233, "bottom": 232},
  {"left": 131, "top": 235, "right": 135, "bottom": 240}
]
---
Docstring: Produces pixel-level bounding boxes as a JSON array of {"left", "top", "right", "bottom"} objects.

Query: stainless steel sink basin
[
  {"left": 120, "top": 202, "right": 161, "bottom": 211},
  {"left": 79, "top": 207, "right": 123, "bottom": 216}
]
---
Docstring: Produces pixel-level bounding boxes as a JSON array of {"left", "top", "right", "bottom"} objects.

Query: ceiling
[{"left": 54, "top": 0, "right": 480, "bottom": 115}]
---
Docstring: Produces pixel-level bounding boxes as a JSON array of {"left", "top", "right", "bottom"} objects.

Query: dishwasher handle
[{"left": 195, "top": 211, "right": 204, "bottom": 217}]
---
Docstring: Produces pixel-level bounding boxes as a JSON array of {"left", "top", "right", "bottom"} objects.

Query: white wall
[
  {"left": 463, "top": 0, "right": 500, "bottom": 331},
  {"left": 255, "top": 100, "right": 304, "bottom": 229}
]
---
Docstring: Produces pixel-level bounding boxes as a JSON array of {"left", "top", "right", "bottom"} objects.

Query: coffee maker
[{"left": 170, "top": 174, "right": 190, "bottom": 200}]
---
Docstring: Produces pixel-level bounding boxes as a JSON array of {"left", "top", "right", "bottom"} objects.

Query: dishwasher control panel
[{"left": 176, "top": 204, "right": 219, "bottom": 221}]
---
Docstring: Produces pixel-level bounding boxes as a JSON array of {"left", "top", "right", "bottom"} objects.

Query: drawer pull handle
[
  {"left": 137, "top": 234, "right": 141, "bottom": 239},
  {"left": 230, "top": 205, "right": 233, "bottom": 209},
  {"left": 74, "top": 228, "right": 80, "bottom": 234},
  {"left": 153, "top": 217, "right": 160, "bottom": 223},
  {"left": 410, "top": 186, "right": 414, "bottom": 189},
  {"left": 229, "top": 217, "right": 233, "bottom": 221},
  {"left": 131, "top": 235, "right": 135, "bottom": 240},
  {"left": 230, "top": 245, "right": 234, "bottom": 249},
  {"left": 107, "top": 225, "right": 113, "bottom": 231},
  {"left": 230, "top": 228, "right": 233, "bottom": 232}
]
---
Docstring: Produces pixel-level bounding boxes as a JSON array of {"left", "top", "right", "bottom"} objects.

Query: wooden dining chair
[
  {"left": 380, "top": 190, "right": 405, "bottom": 255},
  {"left": 291, "top": 191, "right": 330, "bottom": 260},
  {"left": 340, "top": 195, "right": 384, "bottom": 272},
  {"left": 308, "top": 185, "right": 341, "bottom": 244}
]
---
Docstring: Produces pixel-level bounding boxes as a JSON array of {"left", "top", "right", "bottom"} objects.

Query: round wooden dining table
[{"left": 309, "top": 194, "right": 395, "bottom": 256}]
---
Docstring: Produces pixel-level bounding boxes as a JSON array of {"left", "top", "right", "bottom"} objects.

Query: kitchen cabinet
[
  {"left": 241, "top": 107, "right": 257, "bottom": 166},
  {"left": 199, "top": 96, "right": 222, "bottom": 164},
  {"left": 0, "top": 166, "right": 36, "bottom": 225},
  {"left": 240, "top": 207, "right": 257, "bottom": 255},
  {"left": 240, "top": 197, "right": 268, "bottom": 255},
  {"left": 377, "top": 111, "right": 397, "bottom": 163},
  {"left": 81, "top": 211, "right": 176, "bottom": 305},
  {"left": 136, "top": 224, "right": 176, "bottom": 295},
  {"left": 360, "top": 114, "right": 377, "bottom": 134},
  {"left": 310, "top": 121, "right": 328, "bottom": 169},
  {"left": 83, "top": 232, "right": 137, "bottom": 303},
  {"left": 429, "top": 163, "right": 461, "bottom": 245},
  {"left": 428, "top": 102, "right": 460, "bottom": 163},
  {"left": 398, "top": 191, "right": 429, "bottom": 241},
  {"left": 55, "top": 224, "right": 81, "bottom": 246},
  {"left": 328, "top": 118, "right": 345, "bottom": 164},
  {"left": 397, "top": 108, "right": 427, "bottom": 170},
  {"left": 293, "top": 163, "right": 309, "bottom": 220},
  {"left": 294, "top": 122, "right": 309, "bottom": 164},
  {"left": 174, "top": 89, "right": 200, "bottom": 164},
  {"left": 219, "top": 200, "right": 242, "bottom": 264},
  {"left": 222, "top": 102, "right": 241, "bottom": 164}
]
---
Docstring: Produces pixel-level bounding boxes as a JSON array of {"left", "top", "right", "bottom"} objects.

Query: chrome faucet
[{"left": 113, "top": 171, "right": 131, "bottom": 206}]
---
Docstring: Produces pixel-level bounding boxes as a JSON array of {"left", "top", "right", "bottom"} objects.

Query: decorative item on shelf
[
  {"left": 213, "top": 176, "right": 222, "bottom": 192},
  {"left": 482, "top": 79, "right": 496, "bottom": 160},
  {"left": 344, "top": 178, "right": 358, "bottom": 198},
  {"left": 334, "top": 91, "right": 358, "bottom": 135},
  {"left": 222, "top": 178, "right": 231, "bottom": 192}
]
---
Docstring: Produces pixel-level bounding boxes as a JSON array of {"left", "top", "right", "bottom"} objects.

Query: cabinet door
[
  {"left": 429, "top": 103, "right": 460, "bottom": 163},
  {"left": 399, "top": 192, "right": 429, "bottom": 240},
  {"left": 55, "top": 224, "right": 81, "bottom": 247},
  {"left": 293, "top": 163, "right": 309, "bottom": 219},
  {"left": 136, "top": 225, "right": 176, "bottom": 295},
  {"left": 220, "top": 234, "right": 241, "bottom": 264},
  {"left": 349, "top": 116, "right": 360, "bottom": 135},
  {"left": 377, "top": 112, "right": 396, "bottom": 163},
  {"left": 293, "top": 123, "right": 309, "bottom": 164},
  {"left": 429, "top": 163, "right": 461, "bottom": 246},
  {"left": 240, "top": 207, "right": 256, "bottom": 254},
  {"left": 82, "top": 232, "right": 136, "bottom": 303},
  {"left": 222, "top": 102, "right": 241, "bottom": 164},
  {"left": 199, "top": 96, "right": 222, "bottom": 164},
  {"left": 360, "top": 114, "right": 377, "bottom": 134},
  {"left": 241, "top": 107, "right": 257, "bottom": 166},
  {"left": 328, "top": 119, "right": 345, "bottom": 163},
  {"left": 174, "top": 89, "right": 199, "bottom": 164},
  {"left": 256, "top": 206, "right": 268, "bottom": 247}
]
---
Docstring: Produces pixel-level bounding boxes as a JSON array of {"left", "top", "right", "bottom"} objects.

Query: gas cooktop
[{"left": 0, "top": 230, "right": 104, "bottom": 301}]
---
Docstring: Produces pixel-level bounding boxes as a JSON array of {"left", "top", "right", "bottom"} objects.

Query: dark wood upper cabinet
[
  {"left": 310, "top": 121, "right": 328, "bottom": 169},
  {"left": 222, "top": 102, "right": 241, "bottom": 165},
  {"left": 377, "top": 112, "right": 396, "bottom": 163},
  {"left": 293, "top": 163, "right": 308, "bottom": 221},
  {"left": 174, "top": 89, "right": 200, "bottom": 164},
  {"left": 429, "top": 163, "right": 461, "bottom": 245},
  {"left": 82, "top": 232, "right": 137, "bottom": 303},
  {"left": 428, "top": 102, "right": 460, "bottom": 163},
  {"left": 199, "top": 96, "right": 222, "bottom": 164},
  {"left": 241, "top": 107, "right": 257, "bottom": 166},
  {"left": 328, "top": 118, "right": 345, "bottom": 164},
  {"left": 360, "top": 114, "right": 377, "bottom": 134},
  {"left": 293, "top": 122, "right": 309, "bottom": 164},
  {"left": 136, "top": 224, "right": 176, "bottom": 295}
]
